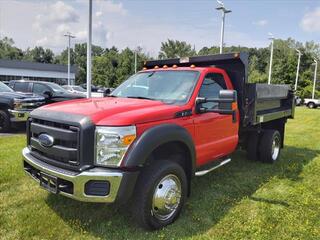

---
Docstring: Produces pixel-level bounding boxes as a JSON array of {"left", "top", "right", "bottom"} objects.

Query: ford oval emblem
[{"left": 38, "top": 133, "right": 54, "bottom": 147}]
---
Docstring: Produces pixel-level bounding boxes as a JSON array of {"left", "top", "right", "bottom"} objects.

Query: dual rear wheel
[{"left": 247, "top": 129, "right": 281, "bottom": 163}]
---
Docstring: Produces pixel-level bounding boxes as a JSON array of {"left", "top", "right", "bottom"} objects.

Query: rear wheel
[
  {"left": 0, "top": 110, "right": 11, "bottom": 133},
  {"left": 307, "top": 102, "right": 316, "bottom": 109},
  {"left": 246, "top": 132, "right": 260, "bottom": 161},
  {"left": 131, "top": 160, "right": 187, "bottom": 230},
  {"left": 259, "top": 130, "right": 281, "bottom": 163}
]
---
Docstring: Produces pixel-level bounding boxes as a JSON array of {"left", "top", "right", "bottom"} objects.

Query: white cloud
[
  {"left": 253, "top": 20, "right": 268, "bottom": 27},
  {"left": 96, "top": 0, "right": 127, "bottom": 16},
  {"left": 301, "top": 7, "right": 320, "bottom": 32}
]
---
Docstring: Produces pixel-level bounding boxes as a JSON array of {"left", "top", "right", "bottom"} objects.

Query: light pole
[
  {"left": 312, "top": 59, "right": 318, "bottom": 99},
  {"left": 86, "top": 0, "right": 92, "bottom": 98},
  {"left": 267, "top": 33, "right": 274, "bottom": 85},
  {"left": 134, "top": 50, "right": 137, "bottom": 73},
  {"left": 294, "top": 49, "right": 302, "bottom": 91},
  {"left": 64, "top": 32, "right": 75, "bottom": 86},
  {"left": 216, "top": 0, "right": 231, "bottom": 54}
]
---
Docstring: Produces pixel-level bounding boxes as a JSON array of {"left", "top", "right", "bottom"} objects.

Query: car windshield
[
  {"left": 0, "top": 82, "right": 13, "bottom": 92},
  {"left": 46, "top": 82, "right": 68, "bottom": 93},
  {"left": 112, "top": 70, "right": 200, "bottom": 104},
  {"left": 72, "top": 86, "right": 86, "bottom": 92}
]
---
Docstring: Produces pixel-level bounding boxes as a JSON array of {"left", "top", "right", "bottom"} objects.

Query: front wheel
[
  {"left": 131, "top": 160, "right": 187, "bottom": 230},
  {"left": 0, "top": 110, "right": 11, "bottom": 133}
]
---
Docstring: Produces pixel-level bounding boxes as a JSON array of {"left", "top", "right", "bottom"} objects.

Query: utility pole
[
  {"left": 312, "top": 59, "right": 318, "bottom": 99},
  {"left": 216, "top": 0, "right": 231, "bottom": 54},
  {"left": 134, "top": 50, "right": 137, "bottom": 73},
  {"left": 267, "top": 33, "right": 274, "bottom": 85},
  {"left": 86, "top": 0, "right": 92, "bottom": 98},
  {"left": 294, "top": 49, "right": 302, "bottom": 91},
  {"left": 64, "top": 32, "right": 75, "bottom": 86}
]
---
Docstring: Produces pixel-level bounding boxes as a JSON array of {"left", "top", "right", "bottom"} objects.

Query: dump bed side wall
[{"left": 243, "top": 83, "right": 295, "bottom": 127}]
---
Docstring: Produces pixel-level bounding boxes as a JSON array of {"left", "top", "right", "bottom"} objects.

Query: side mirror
[
  {"left": 196, "top": 90, "right": 237, "bottom": 118},
  {"left": 43, "top": 90, "right": 53, "bottom": 99}
]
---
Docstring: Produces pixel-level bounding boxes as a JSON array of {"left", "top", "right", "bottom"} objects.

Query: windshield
[
  {"left": 0, "top": 82, "right": 14, "bottom": 92},
  {"left": 112, "top": 70, "right": 200, "bottom": 104},
  {"left": 46, "top": 82, "right": 68, "bottom": 93},
  {"left": 72, "top": 86, "right": 86, "bottom": 92}
]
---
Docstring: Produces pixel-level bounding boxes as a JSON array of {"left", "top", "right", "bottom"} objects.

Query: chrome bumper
[
  {"left": 8, "top": 109, "right": 30, "bottom": 122},
  {"left": 22, "top": 147, "right": 123, "bottom": 203}
]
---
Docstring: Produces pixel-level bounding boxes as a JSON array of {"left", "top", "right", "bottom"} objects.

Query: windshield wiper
[
  {"left": 108, "top": 94, "right": 118, "bottom": 97},
  {"left": 126, "top": 96, "right": 155, "bottom": 100}
]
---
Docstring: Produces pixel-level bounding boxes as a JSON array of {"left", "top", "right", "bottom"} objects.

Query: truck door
[{"left": 193, "top": 72, "right": 238, "bottom": 166}]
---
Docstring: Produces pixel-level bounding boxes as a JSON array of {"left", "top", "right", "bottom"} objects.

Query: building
[{"left": 0, "top": 59, "right": 77, "bottom": 85}]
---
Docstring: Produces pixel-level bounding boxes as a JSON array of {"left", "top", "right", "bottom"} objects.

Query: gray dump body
[{"left": 244, "top": 83, "right": 295, "bottom": 127}]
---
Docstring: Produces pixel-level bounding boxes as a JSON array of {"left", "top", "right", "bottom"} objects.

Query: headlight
[
  {"left": 13, "top": 99, "right": 22, "bottom": 110},
  {"left": 95, "top": 126, "right": 136, "bottom": 167}
]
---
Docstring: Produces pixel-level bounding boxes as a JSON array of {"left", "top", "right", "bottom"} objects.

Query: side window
[
  {"left": 33, "top": 83, "right": 50, "bottom": 95},
  {"left": 198, "top": 73, "right": 227, "bottom": 109},
  {"left": 14, "top": 82, "right": 30, "bottom": 92}
]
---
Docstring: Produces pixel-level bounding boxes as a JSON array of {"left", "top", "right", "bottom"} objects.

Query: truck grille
[{"left": 28, "top": 118, "right": 80, "bottom": 166}]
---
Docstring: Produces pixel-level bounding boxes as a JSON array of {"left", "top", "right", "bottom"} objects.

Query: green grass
[{"left": 1, "top": 107, "right": 320, "bottom": 240}]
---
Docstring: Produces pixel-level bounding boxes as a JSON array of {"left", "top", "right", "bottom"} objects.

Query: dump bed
[{"left": 143, "top": 52, "right": 295, "bottom": 128}]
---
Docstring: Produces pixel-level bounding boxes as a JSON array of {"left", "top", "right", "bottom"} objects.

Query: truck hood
[
  {"left": 0, "top": 91, "right": 44, "bottom": 101},
  {"left": 40, "top": 97, "right": 184, "bottom": 125}
]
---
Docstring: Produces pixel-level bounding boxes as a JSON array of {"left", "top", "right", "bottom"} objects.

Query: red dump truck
[{"left": 23, "top": 52, "right": 295, "bottom": 229}]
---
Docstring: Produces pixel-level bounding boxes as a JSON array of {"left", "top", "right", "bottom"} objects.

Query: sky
[{"left": 0, "top": 0, "right": 319, "bottom": 56}]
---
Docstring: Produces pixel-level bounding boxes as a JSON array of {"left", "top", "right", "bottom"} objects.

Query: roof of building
[{"left": 0, "top": 59, "right": 77, "bottom": 73}]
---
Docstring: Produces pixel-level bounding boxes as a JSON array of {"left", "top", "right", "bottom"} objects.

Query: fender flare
[{"left": 122, "top": 124, "right": 196, "bottom": 175}]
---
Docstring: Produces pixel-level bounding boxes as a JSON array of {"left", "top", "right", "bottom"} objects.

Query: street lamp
[
  {"left": 267, "top": 33, "right": 275, "bottom": 85},
  {"left": 312, "top": 59, "right": 318, "bottom": 99},
  {"left": 216, "top": 0, "right": 232, "bottom": 54},
  {"left": 64, "top": 32, "right": 75, "bottom": 86},
  {"left": 134, "top": 49, "right": 137, "bottom": 73},
  {"left": 294, "top": 49, "right": 302, "bottom": 91},
  {"left": 86, "top": 0, "right": 92, "bottom": 98}
]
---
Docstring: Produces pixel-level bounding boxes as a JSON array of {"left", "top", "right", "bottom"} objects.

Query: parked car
[
  {"left": 62, "top": 85, "right": 87, "bottom": 96},
  {"left": 80, "top": 83, "right": 99, "bottom": 92},
  {"left": 9, "top": 80, "right": 85, "bottom": 104},
  {"left": 0, "top": 81, "right": 45, "bottom": 132},
  {"left": 304, "top": 98, "right": 320, "bottom": 109},
  {"left": 295, "top": 96, "right": 302, "bottom": 106},
  {"left": 22, "top": 53, "right": 295, "bottom": 230}
]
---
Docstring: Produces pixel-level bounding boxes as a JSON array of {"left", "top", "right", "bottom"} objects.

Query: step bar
[{"left": 195, "top": 158, "right": 231, "bottom": 176}]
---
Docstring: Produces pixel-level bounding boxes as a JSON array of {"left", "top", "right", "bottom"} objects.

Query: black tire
[
  {"left": 246, "top": 132, "right": 260, "bottom": 161},
  {"left": 0, "top": 110, "right": 11, "bottom": 133},
  {"left": 307, "top": 102, "right": 315, "bottom": 109},
  {"left": 131, "top": 160, "right": 187, "bottom": 230},
  {"left": 259, "top": 130, "right": 281, "bottom": 163}
]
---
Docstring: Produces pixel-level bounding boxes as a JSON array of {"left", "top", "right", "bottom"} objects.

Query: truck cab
[
  {"left": 0, "top": 81, "right": 45, "bottom": 132},
  {"left": 22, "top": 53, "right": 295, "bottom": 229}
]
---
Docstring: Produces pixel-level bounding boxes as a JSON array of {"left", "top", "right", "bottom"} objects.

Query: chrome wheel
[
  {"left": 151, "top": 174, "right": 182, "bottom": 221},
  {"left": 271, "top": 135, "right": 280, "bottom": 161}
]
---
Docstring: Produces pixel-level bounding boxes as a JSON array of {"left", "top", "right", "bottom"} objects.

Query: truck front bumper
[
  {"left": 8, "top": 109, "right": 30, "bottom": 122},
  {"left": 22, "top": 147, "right": 138, "bottom": 203}
]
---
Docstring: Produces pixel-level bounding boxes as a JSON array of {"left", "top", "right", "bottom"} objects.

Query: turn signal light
[
  {"left": 232, "top": 102, "right": 238, "bottom": 110},
  {"left": 122, "top": 134, "right": 136, "bottom": 146}
]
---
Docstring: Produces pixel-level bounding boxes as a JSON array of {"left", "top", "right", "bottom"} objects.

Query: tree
[
  {"left": 24, "top": 46, "right": 54, "bottom": 63},
  {"left": 0, "top": 37, "right": 23, "bottom": 60},
  {"left": 159, "top": 39, "right": 196, "bottom": 59}
]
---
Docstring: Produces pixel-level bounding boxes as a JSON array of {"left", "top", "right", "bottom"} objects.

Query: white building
[{"left": 0, "top": 59, "right": 77, "bottom": 85}]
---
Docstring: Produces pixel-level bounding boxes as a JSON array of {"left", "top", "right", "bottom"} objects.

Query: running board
[{"left": 195, "top": 158, "right": 231, "bottom": 176}]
